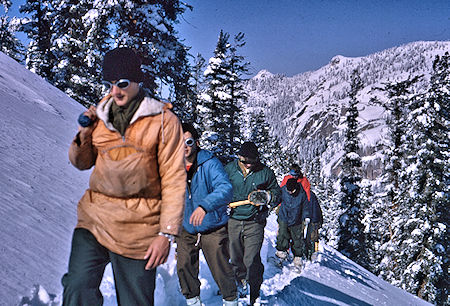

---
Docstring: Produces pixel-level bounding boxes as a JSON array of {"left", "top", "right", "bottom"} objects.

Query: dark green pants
[
  {"left": 176, "top": 226, "right": 237, "bottom": 301},
  {"left": 276, "top": 220, "right": 304, "bottom": 257},
  {"left": 62, "top": 228, "right": 156, "bottom": 306},
  {"left": 228, "top": 218, "right": 265, "bottom": 302}
]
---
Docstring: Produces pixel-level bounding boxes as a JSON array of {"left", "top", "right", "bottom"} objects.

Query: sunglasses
[
  {"left": 239, "top": 158, "right": 257, "bottom": 165},
  {"left": 185, "top": 137, "right": 195, "bottom": 147},
  {"left": 102, "top": 79, "right": 131, "bottom": 90}
]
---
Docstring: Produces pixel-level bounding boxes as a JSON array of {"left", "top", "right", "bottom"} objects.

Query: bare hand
[
  {"left": 78, "top": 106, "right": 98, "bottom": 134},
  {"left": 189, "top": 207, "right": 206, "bottom": 226},
  {"left": 144, "top": 235, "right": 170, "bottom": 270}
]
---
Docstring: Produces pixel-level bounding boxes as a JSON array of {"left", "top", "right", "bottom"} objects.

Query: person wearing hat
[
  {"left": 225, "top": 141, "right": 281, "bottom": 306},
  {"left": 63, "top": 47, "right": 186, "bottom": 305},
  {"left": 176, "top": 123, "right": 237, "bottom": 306},
  {"left": 275, "top": 178, "right": 308, "bottom": 268},
  {"left": 280, "top": 164, "right": 311, "bottom": 201}
]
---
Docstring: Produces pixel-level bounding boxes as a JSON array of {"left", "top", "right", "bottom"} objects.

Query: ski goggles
[
  {"left": 185, "top": 137, "right": 195, "bottom": 147},
  {"left": 289, "top": 170, "right": 300, "bottom": 177},
  {"left": 102, "top": 79, "right": 131, "bottom": 90},
  {"left": 239, "top": 157, "right": 257, "bottom": 165}
]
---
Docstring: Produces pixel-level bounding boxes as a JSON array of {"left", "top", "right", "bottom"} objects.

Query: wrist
[{"left": 158, "top": 232, "right": 175, "bottom": 243}]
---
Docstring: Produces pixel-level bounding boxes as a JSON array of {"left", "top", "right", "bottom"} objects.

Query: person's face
[
  {"left": 105, "top": 79, "right": 140, "bottom": 107},
  {"left": 287, "top": 188, "right": 297, "bottom": 195},
  {"left": 238, "top": 155, "right": 257, "bottom": 170},
  {"left": 183, "top": 131, "right": 198, "bottom": 162}
]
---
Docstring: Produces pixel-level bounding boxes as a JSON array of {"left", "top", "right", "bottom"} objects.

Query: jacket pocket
[{"left": 89, "top": 145, "right": 159, "bottom": 198}]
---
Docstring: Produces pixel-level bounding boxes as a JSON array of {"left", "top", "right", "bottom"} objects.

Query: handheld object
[
  {"left": 78, "top": 113, "right": 93, "bottom": 127},
  {"left": 229, "top": 190, "right": 271, "bottom": 208},
  {"left": 303, "top": 218, "right": 311, "bottom": 239}
]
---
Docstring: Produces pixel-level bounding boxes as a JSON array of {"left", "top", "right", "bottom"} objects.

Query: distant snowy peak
[
  {"left": 245, "top": 40, "right": 450, "bottom": 178},
  {"left": 253, "top": 69, "right": 275, "bottom": 80}
]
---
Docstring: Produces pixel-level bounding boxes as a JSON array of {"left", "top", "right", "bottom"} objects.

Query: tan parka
[{"left": 69, "top": 94, "right": 186, "bottom": 259}]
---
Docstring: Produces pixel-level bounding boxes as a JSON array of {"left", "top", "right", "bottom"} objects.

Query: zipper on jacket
[{"left": 187, "top": 183, "right": 192, "bottom": 199}]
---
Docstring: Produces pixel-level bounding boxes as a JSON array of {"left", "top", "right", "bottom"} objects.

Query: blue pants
[{"left": 62, "top": 228, "right": 156, "bottom": 306}]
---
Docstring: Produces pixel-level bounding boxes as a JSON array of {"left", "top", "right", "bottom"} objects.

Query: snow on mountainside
[
  {"left": 245, "top": 41, "right": 450, "bottom": 179},
  {"left": 0, "top": 50, "right": 433, "bottom": 306}
]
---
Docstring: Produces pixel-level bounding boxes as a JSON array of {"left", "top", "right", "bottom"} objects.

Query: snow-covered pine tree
[
  {"left": 200, "top": 30, "right": 248, "bottom": 163},
  {"left": 0, "top": 1, "right": 24, "bottom": 62},
  {"left": 321, "top": 177, "right": 341, "bottom": 248},
  {"left": 170, "top": 46, "right": 196, "bottom": 122},
  {"left": 19, "top": 0, "right": 56, "bottom": 81},
  {"left": 226, "top": 32, "right": 249, "bottom": 158},
  {"left": 391, "top": 53, "right": 449, "bottom": 305},
  {"left": 199, "top": 30, "right": 232, "bottom": 157},
  {"left": 49, "top": 0, "right": 107, "bottom": 107},
  {"left": 376, "top": 75, "right": 421, "bottom": 285},
  {"left": 247, "top": 108, "right": 291, "bottom": 178},
  {"left": 187, "top": 53, "right": 206, "bottom": 125},
  {"left": 337, "top": 69, "right": 369, "bottom": 269},
  {"left": 376, "top": 76, "right": 421, "bottom": 216},
  {"left": 111, "top": 0, "right": 189, "bottom": 98}
]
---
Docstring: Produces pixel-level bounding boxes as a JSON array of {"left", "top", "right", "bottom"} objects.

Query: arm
[
  {"left": 68, "top": 106, "right": 98, "bottom": 170},
  {"left": 266, "top": 169, "right": 282, "bottom": 208},
  {"left": 198, "top": 158, "right": 233, "bottom": 213},
  {"left": 145, "top": 111, "right": 186, "bottom": 269},
  {"left": 190, "top": 157, "right": 232, "bottom": 226}
]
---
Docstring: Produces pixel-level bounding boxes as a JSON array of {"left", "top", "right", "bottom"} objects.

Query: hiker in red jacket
[{"left": 280, "top": 164, "right": 311, "bottom": 201}]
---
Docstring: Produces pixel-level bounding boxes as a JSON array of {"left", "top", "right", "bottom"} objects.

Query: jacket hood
[
  {"left": 196, "top": 149, "right": 215, "bottom": 166},
  {"left": 96, "top": 89, "right": 171, "bottom": 132}
]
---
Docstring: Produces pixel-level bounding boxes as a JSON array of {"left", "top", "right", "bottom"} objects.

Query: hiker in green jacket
[{"left": 225, "top": 142, "right": 281, "bottom": 306}]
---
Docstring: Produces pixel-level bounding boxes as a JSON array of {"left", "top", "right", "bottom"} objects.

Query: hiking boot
[
  {"left": 275, "top": 250, "right": 288, "bottom": 260},
  {"left": 186, "top": 296, "right": 201, "bottom": 306},
  {"left": 222, "top": 298, "right": 238, "bottom": 306},
  {"left": 293, "top": 256, "right": 303, "bottom": 268},
  {"left": 237, "top": 279, "right": 248, "bottom": 298},
  {"left": 250, "top": 296, "right": 261, "bottom": 306}
]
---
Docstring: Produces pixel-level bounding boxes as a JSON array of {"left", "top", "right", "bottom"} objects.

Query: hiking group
[{"left": 62, "top": 47, "right": 323, "bottom": 306}]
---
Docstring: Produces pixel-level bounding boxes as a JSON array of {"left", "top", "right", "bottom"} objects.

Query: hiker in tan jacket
[{"left": 62, "top": 47, "right": 186, "bottom": 306}]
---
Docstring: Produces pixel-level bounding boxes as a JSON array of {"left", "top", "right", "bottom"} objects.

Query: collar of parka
[{"left": 96, "top": 89, "right": 172, "bottom": 132}]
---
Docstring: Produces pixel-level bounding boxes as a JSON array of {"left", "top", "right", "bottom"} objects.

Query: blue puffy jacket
[{"left": 183, "top": 149, "right": 233, "bottom": 234}]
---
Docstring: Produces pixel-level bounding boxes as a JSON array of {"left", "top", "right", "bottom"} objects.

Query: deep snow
[{"left": 0, "top": 51, "right": 431, "bottom": 306}]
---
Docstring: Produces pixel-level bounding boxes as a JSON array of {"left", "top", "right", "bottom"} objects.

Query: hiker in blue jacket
[
  {"left": 275, "top": 178, "right": 308, "bottom": 267},
  {"left": 302, "top": 190, "right": 323, "bottom": 260},
  {"left": 176, "top": 123, "right": 237, "bottom": 306}
]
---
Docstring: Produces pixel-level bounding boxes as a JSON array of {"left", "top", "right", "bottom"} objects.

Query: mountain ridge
[{"left": 244, "top": 40, "right": 450, "bottom": 178}]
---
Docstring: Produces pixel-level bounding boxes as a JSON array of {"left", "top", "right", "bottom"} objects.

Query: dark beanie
[
  {"left": 286, "top": 178, "right": 299, "bottom": 192},
  {"left": 238, "top": 142, "right": 259, "bottom": 160},
  {"left": 102, "top": 47, "right": 144, "bottom": 82}
]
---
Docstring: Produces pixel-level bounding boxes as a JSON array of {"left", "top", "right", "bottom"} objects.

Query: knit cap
[
  {"left": 102, "top": 47, "right": 144, "bottom": 82},
  {"left": 238, "top": 142, "right": 259, "bottom": 160},
  {"left": 286, "top": 178, "right": 300, "bottom": 192}
]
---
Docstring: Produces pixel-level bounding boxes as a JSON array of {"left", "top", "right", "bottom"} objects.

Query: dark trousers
[
  {"left": 228, "top": 218, "right": 265, "bottom": 302},
  {"left": 62, "top": 228, "right": 156, "bottom": 306},
  {"left": 176, "top": 226, "right": 237, "bottom": 301},
  {"left": 275, "top": 220, "right": 304, "bottom": 257}
]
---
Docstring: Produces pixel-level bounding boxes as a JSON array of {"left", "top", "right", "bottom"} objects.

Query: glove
[{"left": 256, "top": 182, "right": 269, "bottom": 190}]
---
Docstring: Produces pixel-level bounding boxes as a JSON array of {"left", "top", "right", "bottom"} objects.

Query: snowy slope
[{"left": 0, "top": 51, "right": 432, "bottom": 306}]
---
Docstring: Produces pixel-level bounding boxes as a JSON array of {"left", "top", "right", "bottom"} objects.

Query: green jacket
[{"left": 225, "top": 159, "right": 281, "bottom": 220}]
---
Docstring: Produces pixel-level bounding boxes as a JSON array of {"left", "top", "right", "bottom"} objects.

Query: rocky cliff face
[{"left": 243, "top": 41, "right": 450, "bottom": 179}]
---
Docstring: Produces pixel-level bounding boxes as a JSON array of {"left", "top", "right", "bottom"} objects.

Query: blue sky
[
  {"left": 177, "top": 0, "right": 450, "bottom": 76},
  {"left": 5, "top": 0, "right": 450, "bottom": 77}
]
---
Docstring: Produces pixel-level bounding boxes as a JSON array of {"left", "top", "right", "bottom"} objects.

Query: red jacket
[{"left": 280, "top": 175, "right": 311, "bottom": 201}]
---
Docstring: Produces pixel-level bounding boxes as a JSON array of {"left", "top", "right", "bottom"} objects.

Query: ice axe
[
  {"left": 228, "top": 190, "right": 271, "bottom": 208},
  {"left": 303, "top": 218, "right": 311, "bottom": 239}
]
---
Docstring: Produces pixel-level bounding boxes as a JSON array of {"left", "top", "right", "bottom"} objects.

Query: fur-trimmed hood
[{"left": 96, "top": 90, "right": 172, "bottom": 132}]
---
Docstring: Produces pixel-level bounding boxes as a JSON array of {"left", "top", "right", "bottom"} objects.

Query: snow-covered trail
[{"left": 0, "top": 51, "right": 431, "bottom": 306}]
